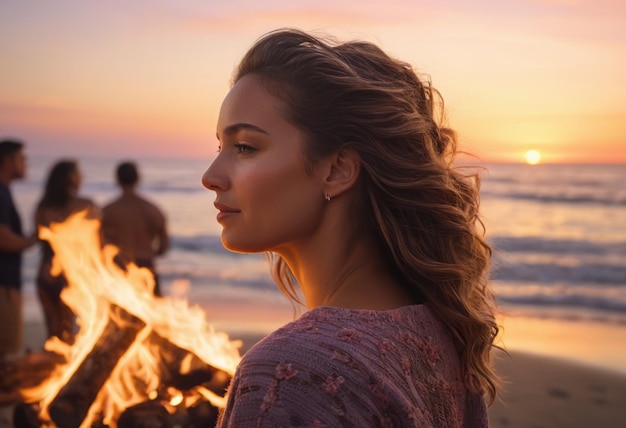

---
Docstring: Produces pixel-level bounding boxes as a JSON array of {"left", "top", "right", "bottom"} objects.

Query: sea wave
[
  {"left": 78, "top": 181, "right": 204, "bottom": 194},
  {"left": 490, "top": 236, "right": 626, "bottom": 256},
  {"left": 171, "top": 234, "right": 622, "bottom": 253},
  {"left": 481, "top": 190, "right": 626, "bottom": 206},
  {"left": 142, "top": 184, "right": 206, "bottom": 194},
  {"left": 165, "top": 233, "right": 626, "bottom": 285},
  {"left": 492, "top": 261, "right": 626, "bottom": 285},
  {"left": 169, "top": 233, "right": 626, "bottom": 262},
  {"left": 483, "top": 175, "right": 613, "bottom": 189},
  {"left": 493, "top": 282, "right": 626, "bottom": 317},
  {"left": 497, "top": 293, "right": 626, "bottom": 314},
  {"left": 170, "top": 235, "right": 231, "bottom": 255},
  {"left": 159, "top": 269, "right": 276, "bottom": 291}
]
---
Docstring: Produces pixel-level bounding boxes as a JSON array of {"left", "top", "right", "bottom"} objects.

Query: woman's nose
[{"left": 202, "top": 158, "right": 228, "bottom": 191}]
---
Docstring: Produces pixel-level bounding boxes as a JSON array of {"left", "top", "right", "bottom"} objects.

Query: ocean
[
  {"left": 10, "top": 156, "right": 626, "bottom": 371},
  {"left": 481, "top": 163, "right": 626, "bottom": 324}
]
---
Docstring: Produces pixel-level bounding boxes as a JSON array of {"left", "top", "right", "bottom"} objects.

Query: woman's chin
[{"left": 220, "top": 235, "right": 263, "bottom": 254}]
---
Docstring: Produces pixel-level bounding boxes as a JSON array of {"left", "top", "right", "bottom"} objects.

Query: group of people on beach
[
  {"left": 0, "top": 141, "right": 169, "bottom": 363},
  {"left": 2, "top": 28, "right": 499, "bottom": 427}
]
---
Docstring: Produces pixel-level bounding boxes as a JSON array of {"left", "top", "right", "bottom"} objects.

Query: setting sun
[{"left": 524, "top": 150, "right": 542, "bottom": 165}]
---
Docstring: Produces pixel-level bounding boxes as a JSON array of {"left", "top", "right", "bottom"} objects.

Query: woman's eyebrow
[{"left": 218, "top": 123, "right": 269, "bottom": 140}]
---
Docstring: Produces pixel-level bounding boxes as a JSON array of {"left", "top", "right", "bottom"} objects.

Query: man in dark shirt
[{"left": 0, "top": 139, "right": 35, "bottom": 363}]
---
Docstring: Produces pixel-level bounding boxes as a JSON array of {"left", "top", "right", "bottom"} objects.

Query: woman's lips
[{"left": 214, "top": 202, "right": 240, "bottom": 222}]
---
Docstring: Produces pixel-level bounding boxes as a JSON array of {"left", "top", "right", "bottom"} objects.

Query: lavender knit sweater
[{"left": 217, "top": 305, "right": 488, "bottom": 427}]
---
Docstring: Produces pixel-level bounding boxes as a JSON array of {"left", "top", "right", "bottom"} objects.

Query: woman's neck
[{"left": 279, "top": 221, "right": 414, "bottom": 311}]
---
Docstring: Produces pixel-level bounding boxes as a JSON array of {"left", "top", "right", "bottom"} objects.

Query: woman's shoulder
[
  {"left": 285, "top": 304, "right": 445, "bottom": 343},
  {"left": 221, "top": 305, "right": 468, "bottom": 427},
  {"left": 241, "top": 304, "right": 446, "bottom": 367},
  {"left": 222, "top": 312, "right": 390, "bottom": 427},
  {"left": 240, "top": 313, "right": 336, "bottom": 363},
  {"left": 234, "top": 309, "right": 367, "bottom": 381}
]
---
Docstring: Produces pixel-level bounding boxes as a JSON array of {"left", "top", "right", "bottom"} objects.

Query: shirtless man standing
[{"left": 101, "top": 162, "right": 169, "bottom": 296}]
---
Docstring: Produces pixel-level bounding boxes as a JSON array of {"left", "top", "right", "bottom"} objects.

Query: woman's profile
[
  {"left": 203, "top": 28, "right": 499, "bottom": 427},
  {"left": 35, "top": 159, "right": 97, "bottom": 344}
]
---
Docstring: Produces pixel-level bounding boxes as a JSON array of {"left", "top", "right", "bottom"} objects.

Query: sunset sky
[{"left": 1, "top": 0, "right": 624, "bottom": 164}]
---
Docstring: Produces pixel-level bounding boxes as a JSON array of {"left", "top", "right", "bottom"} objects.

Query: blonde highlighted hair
[{"left": 235, "top": 29, "right": 500, "bottom": 403}]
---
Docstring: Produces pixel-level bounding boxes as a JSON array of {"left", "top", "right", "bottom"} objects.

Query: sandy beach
[
  {"left": 489, "top": 349, "right": 626, "bottom": 428},
  {"left": 0, "top": 321, "right": 624, "bottom": 427}
]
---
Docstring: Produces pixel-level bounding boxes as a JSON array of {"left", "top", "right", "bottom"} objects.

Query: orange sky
[{"left": 1, "top": 0, "right": 625, "bottom": 163}]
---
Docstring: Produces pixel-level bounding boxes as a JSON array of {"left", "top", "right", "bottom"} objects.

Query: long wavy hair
[
  {"left": 37, "top": 160, "right": 78, "bottom": 209},
  {"left": 234, "top": 29, "right": 500, "bottom": 402}
]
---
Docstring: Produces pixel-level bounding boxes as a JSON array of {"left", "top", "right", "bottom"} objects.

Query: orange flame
[{"left": 21, "top": 210, "right": 241, "bottom": 427}]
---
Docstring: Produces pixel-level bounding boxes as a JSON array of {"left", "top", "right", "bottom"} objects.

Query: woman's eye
[{"left": 234, "top": 143, "right": 256, "bottom": 154}]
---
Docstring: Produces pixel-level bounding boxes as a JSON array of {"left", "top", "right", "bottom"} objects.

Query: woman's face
[
  {"left": 68, "top": 167, "right": 81, "bottom": 192},
  {"left": 202, "top": 74, "right": 326, "bottom": 254}
]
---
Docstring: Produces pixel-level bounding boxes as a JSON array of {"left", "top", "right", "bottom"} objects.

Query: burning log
[
  {"left": 43, "top": 307, "right": 232, "bottom": 428},
  {"left": 48, "top": 304, "right": 146, "bottom": 428},
  {"left": 20, "top": 212, "right": 241, "bottom": 427},
  {"left": 13, "top": 402, "right": 40, "bottom": 428},
  {"left": 148, "top": 331, "right": 232, "bottom": 394},
  {"left": 117, "top": 398, "right": 220, "bottom": 428},
  {"left": 117, "top": 401, "right": 170, "bottom": 428},
  {"left": 0, "top": 352, "right": 65, "bottom": 406}
]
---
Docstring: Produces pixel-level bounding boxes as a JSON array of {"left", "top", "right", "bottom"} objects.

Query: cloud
[{"left": 143, "top": 1, "right": 447, "bottom": 35}]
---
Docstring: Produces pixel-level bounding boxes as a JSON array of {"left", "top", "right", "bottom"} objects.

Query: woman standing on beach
[
  {"left": 35, "top": 160, "right": 97, "bottom": 344},
  {"left": 203, "top": 29, "right": 499, "bottom": 427}
]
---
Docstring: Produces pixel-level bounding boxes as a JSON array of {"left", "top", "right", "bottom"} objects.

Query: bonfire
[{"left": 14, "top": 210, "right": 242, "bottom": 428}]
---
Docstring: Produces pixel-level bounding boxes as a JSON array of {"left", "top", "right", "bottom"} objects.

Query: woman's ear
[{"left": 320, "top": 149, "right": 360, "bottom": 199}]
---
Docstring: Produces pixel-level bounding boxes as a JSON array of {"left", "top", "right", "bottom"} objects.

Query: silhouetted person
[
  {"left": 102, "top": 162, "right": 169, "bottom": 296},
  {"left": 0, "top": 139, "right": 36, "bottom": 364},
  {"left": 35, "top": 159, "right": 97, "bottom": 344}
]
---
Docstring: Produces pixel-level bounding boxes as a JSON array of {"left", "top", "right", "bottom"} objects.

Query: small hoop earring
[{"left": 325, "top": 194, "right": 331, "bottom": 202}]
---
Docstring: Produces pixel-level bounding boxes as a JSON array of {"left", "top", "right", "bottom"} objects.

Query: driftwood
[{"left": 48, "top": 304, "right": 146, "bottom": 428}]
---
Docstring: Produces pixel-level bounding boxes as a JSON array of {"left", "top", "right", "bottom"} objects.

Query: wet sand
[{"left": 490, "top": 349, "right": 626, "bottom": 427}]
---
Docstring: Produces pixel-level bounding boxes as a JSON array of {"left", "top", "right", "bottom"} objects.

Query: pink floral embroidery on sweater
[
  {"left": 377, "top": 339, "right": 395, "bottom": 357},
  {"left": 293, "top": 317, "right": 318, "bottom": 332},
  {"left": 260, "top": 380, "right": 278, "bottom": 412},
  {"left": 337, "top": 327, "right": 359, "bottom": 341},
  {"left": 397, "top": 330, "right": 417, "bottom": 346},
  {"left": 275, "top": 362, "right": 298, "bottom": 380},
  {"left": 324, "top": 375, "right": 345, "bottom": 395},
  {"left": 369, "top": 381, "right": 391, "bottom": 408},
  {"left": 401, "top": 357, "right": 411, "bottom": 372},
  {"left": 417, "top": 336, "right": 442, "bottom": 369}
]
